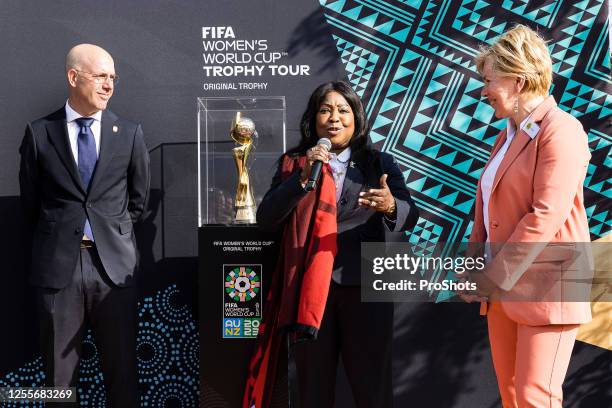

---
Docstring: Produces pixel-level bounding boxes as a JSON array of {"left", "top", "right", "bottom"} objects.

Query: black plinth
[{"left": 199, "top": 225, "right": 282, "bottom": 407}]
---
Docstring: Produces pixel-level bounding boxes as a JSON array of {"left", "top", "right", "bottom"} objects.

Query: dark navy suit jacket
[
  {"left": 257, "top": 149, "right": 419, "bottom": 285},
  {"left": 19, "top": 107, "right": 150, "bottom": 289}
]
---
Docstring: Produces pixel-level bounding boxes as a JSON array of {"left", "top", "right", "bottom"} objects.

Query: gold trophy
[{"left": 230, "top": 112, "right": 257, "bottom": 224}]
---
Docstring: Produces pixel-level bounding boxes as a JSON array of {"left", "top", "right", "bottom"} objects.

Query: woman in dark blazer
[{"left": 256, "top": 81, "right": 419, "bottom": 407}]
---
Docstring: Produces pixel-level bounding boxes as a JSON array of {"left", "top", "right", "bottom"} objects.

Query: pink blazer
[{"left": 470, "top": 96, "right": 593, "bottom": 325}]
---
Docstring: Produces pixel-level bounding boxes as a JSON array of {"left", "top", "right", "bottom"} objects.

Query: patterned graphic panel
[
  {"left": 0, "top": 285, "right": 198, "bottom": 407},
  {"left": 320, "top": 0, "right": 612, "bottom": 251}
]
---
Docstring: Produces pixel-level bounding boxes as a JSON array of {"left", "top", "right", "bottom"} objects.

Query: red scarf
[{"left": 243, "top": 155, "right": 338, "bottom": 408}]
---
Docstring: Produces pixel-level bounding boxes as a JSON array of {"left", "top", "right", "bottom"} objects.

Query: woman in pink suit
[{"left": 467, "top": 25, "right": 592, "bottom": 407}]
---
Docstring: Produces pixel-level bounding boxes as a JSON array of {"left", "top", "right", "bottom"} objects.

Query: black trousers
[
  {"left": 293, "top": 282, "right": 394, "bottom": 408},
  {"left": 36, "top": 245, "right": 137, "bottom": 407}
]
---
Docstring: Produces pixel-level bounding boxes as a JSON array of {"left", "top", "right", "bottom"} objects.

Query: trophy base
[{"left": 234, "top": 206, "right": 256, "bottom": 224}]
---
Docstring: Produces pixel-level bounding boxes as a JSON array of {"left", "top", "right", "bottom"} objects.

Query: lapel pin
[
  {"left": 349, "top": 161, "right": 355, "bottom": 168},
  {"left": 112, "top": 125, "right": 119, "bottom": 133},
  {"left": 523, "top": 121, "right": 540, "bottom": 140}
]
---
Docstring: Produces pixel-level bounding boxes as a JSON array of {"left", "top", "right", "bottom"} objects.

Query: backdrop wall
[{"left": 0, "top": 1, "right": 609, "bottom": 407}]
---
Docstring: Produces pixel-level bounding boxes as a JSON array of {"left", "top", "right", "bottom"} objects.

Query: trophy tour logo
[
  {"left": 201, "top": 26, "right": 310, "bottom": 91},
  {"left": 222, "top": 264, "right": 262, "bottom": 338}
]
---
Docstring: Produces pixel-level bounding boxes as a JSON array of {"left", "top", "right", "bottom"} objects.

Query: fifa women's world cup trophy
[{"left": 230, "top": 112, "right": 257, "bottom": 224}]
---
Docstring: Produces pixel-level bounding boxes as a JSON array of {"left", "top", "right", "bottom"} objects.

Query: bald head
[
  {"left": 66, "top": 43, "right": 114, "bottom": 72},
  {"left": 66, "top": 44, "right": 116, "bottom": 116}
]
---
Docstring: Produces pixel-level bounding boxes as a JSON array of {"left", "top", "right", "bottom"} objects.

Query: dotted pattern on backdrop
[
  {"left": 320, "top": 0, "right": 611, "bottom": 259},
  {"left": 0, "top": 285, "right": 199, "bottom": 407}
]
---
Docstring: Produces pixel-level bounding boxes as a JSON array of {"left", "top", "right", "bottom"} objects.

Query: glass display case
[{"left": 197, "top": 97, "right": 286, "bottom": 226}]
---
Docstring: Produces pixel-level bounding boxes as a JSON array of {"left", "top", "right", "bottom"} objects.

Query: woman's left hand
[
  {"left": 456, "top": 273, "right": 491, "bottom": 303},
  {"left": 358, "top": 174, "right": 396, "bottom": 217},
  {"left": 470, "top": 272, "right": 498, "bottom": 298}
]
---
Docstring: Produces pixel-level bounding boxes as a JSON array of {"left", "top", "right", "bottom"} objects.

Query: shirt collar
[
  {"left": 65, "top": 100, "right": 102, "bottom": 123},
  {"left": 505, "top": 96, "right": 550, "bottom": 140},
  {"left": 331, "top": 147, "right": 351, "bottom": 164},
  {"left": 505, "top": 113, "right": 532, "bottom": 141}
]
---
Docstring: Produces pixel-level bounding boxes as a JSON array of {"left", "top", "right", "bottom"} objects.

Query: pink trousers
[{"left": 487, "top": 302, "right": 579, "bottom": 408}]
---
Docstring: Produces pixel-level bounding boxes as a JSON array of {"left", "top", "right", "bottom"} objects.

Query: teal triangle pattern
[
  {"left": 502, "top": 0, "right": 561, "bottom": 28},
  {"left": 584, "top": 130, "right": 612, "bottom": 200},
  {"left": 585, "top": 205, "right": 611, "bottom": 238},
  {"left": 408, "top": 219, "right": 444, "bottom": 257},
  {"left": 333, "top": 35, "right": 379, "bottom": 98},
  {"left": 322, "top": 0, "right": 611, "bottom": 246},
  {"left": 453, "top": 78, "right": 504, "bottom": 144},
  {"left": 320, "top": 0, "right": 413, "bottom": 40},
  {"left": 549, "top": 1, "right": 604, "bottom": 79},
  {"left": 453, "top": 0, "right": 506, "bottom": 44},
  {"left": 559, "top": 78, "right": 612, "bottom": 119}
]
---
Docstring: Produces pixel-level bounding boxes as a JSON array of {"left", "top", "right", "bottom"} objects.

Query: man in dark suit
[{"left": 19, "top": 43, "right": 150, "bottom": 407}]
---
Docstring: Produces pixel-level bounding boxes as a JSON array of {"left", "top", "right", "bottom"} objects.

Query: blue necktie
[{"left": 76, "top": 117, "right": 97, "bottom": 241}]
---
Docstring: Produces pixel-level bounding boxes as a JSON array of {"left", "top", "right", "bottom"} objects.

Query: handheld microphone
[{"left": 305, "top": 138, "right": 332, "bottom": 191}]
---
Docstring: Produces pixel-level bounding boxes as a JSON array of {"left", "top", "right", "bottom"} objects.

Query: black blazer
[
  {"left": 19, "top": 107, "right": 150, "bottom": 289},
  {"left": 257, "top": 150, "right": 419, "bottom": 285}
]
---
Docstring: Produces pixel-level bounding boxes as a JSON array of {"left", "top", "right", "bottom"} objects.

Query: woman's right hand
[{"left": 300, "top": 145, "right": 331, "bottom": 184}]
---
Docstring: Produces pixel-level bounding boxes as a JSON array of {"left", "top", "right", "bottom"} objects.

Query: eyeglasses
[{"left": 76, "top": 70, "right": 119, "bottom": 85}]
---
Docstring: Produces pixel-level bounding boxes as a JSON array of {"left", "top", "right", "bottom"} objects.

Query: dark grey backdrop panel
[
  {"left": 0, "top": 0, "right": 344, "bottom": 195},
  {"left": 0, "top": 1, "right": 343, "bottom": 406}
]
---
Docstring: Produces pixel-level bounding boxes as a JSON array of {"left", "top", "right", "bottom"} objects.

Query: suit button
[
  {"left": 491, "top": 221, "right": 499, "bottom": 229},
  {"left": 340, "top": 198, "right": 347, "bottom": 205},
  {"left": 86, "top": 202, "right": 92, "bottom": 208},
  {"left": 75, "top": 227, "right": 82, "bottom": 234}
]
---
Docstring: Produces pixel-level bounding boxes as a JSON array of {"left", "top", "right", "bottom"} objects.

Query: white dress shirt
[
  {"left": 481, "top": 115, "right": 531, "bottom": 242},
  {"left": 328, "top": 147, "right": 351, "bottom": 202},
  {"left": 65, "top": 101, "right": 102, "bottom": 163}
]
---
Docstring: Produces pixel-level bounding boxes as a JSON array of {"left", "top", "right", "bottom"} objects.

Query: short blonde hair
[{"left": 475, "top": 24, "right": 552, "bottom": 96}]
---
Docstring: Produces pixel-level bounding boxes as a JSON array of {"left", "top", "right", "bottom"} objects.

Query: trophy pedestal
[
  {"left": 234, "top": 206, "right": 257, "bottom": 224},
  {"left": 198, "top": 225, "right": 287, "bottom": 407}
]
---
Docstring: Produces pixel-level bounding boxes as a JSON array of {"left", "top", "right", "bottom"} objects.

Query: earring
[{"left": 513, "top": 96, "right": 519, "bottom": 114}]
